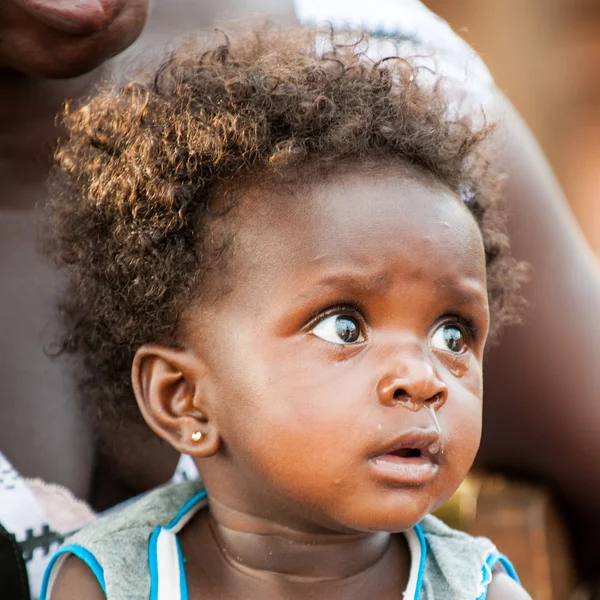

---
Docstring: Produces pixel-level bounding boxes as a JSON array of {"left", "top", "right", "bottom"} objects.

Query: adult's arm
[
  {"left": 486, "top": 572, "right": 532, "bottom": 600},
  {"left": 479, "top": 91, "right": 600, "bottom": 577}
]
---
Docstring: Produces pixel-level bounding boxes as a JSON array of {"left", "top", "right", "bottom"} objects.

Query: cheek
[
  {"left": 446, "top": 402, "right": 482, "bottom": 460},
  {"left": 441, "top": 373, "right": 483, "bottom": 473},
  {"left": 211, "top": 339, "right": 364, "bottom": 474}
]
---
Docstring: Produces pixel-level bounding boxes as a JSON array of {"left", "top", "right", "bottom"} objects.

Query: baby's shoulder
[{"left": 41, "top": 480, "right": 206, "bottom": 600}]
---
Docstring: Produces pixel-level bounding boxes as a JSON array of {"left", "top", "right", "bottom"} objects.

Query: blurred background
[
  {"left": 424, "top": 0, "right": 600, "bottom": 257},
  {"left": 2, "top": 1, "right": 598, "bottom": 598}
]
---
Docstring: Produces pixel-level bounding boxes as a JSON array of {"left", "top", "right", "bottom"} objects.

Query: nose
[{"left": 377, "top": 359, "right": 448, "bottom": 411}]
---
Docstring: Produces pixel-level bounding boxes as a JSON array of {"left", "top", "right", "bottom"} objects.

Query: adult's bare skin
[
  {"left": 479, "top": 94, "right": 600, "bottom": 586},
  {"left": 0, "top": 0, "right": 295, "bottom": 505},
  {"left": 2, "top": 0, "right": 600, "bottom": 588},
  {"left": 0, "top": 0, "right": 150, "bottom": 500}
]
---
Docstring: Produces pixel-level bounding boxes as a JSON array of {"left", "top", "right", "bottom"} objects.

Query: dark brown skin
[
  {"left": 2, "top": 0, "right": 600, "bottom": 590},
  {"left": 0, "top": 0, "right": 294, "bottom": 505},
  {"left": 0, "top": 0, "right": 149, "bottom": 78},
  {"left": 51, "top": 165, "right": 529, "bottom": 598}
]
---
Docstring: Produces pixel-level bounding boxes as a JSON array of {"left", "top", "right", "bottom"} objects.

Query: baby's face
[{"left": 184, "top": 164, "right": 489, "bottom": 533}]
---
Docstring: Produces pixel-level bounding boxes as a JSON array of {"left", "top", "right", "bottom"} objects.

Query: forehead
[{"left": 228, "top": 164, "right": 487, "bottom": 291}]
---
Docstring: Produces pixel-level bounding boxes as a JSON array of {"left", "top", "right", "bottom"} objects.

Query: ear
[{"left": 132, "top": 344, "right": 220, "bottom": 457}]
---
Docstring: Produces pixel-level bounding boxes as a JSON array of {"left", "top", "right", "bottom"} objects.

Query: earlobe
[{"left": 132, "top": 344, "right": 220, "bottom": 457}]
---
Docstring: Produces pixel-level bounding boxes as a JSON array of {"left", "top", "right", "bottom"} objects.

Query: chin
[
  {"left": 3, "top": 4, "right": 147, "bottom": 78},
  {"left": 28, "top": 45, "right": 127, "bottom": 78},
  {"left": 335, "top": 490, "right": 440, "bottom": 534}
]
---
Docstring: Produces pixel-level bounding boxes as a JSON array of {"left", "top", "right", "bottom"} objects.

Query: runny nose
[{"left": 377, "top": 361, "right": 448, "bottom": 411}]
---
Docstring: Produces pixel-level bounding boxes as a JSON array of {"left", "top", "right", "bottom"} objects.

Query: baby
[{"left": 41, "top": 26, "right": 529, "bottom": 600}]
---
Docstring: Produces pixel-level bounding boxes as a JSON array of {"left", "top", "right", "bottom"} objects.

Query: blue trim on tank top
[
  {"left": 475, "top": 552, "right": 520, "bottom": 600},
  {"left": 413, "top": 523, "right": 427, "bottom": 599},
  {"left": 165, "top": 489, "right": 208, "bottom": 530},
  {"left": 155, "top": 489, "right": 206, "bottom": 599},
  {"left": 148, "top": 526, "right": 161, "bottom": 600}
]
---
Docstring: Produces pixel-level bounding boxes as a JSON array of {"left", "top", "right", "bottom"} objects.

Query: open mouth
[
  {"left": 368, "top": 427, "right": 442, "bottom": 484},
  {"left": 369, "top": 444, "right": 438, "bottom": 485},
  {"left": 389, "top": 448, "right": 423, "bottom": 459}
]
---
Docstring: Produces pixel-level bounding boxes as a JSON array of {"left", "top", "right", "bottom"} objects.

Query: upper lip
[{"left": 371, "top": 429, "right": 442, "bottom": 460}]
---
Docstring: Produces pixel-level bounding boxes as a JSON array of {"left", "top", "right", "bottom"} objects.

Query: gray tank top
[{"left": 40, "top": 480, "right": 518, "bottom": 600}]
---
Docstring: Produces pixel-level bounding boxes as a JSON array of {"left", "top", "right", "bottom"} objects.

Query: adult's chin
[{"left": 0, "top": 0, "right": 149, "bottom": 78}]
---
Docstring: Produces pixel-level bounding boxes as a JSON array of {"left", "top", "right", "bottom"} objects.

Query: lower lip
[
  {"left": 17, "top": 0, "right": 124, "bottom": 35},
  {"left": 369, "top": 454, "right": 438, "bottom": 485}
]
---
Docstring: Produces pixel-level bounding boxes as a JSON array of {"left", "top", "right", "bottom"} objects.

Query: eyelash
[
  {"left": 306, "top": 306, "right": 478, "bottom": 344},
  {"left": 437, "top": 314, "right": 479, "bottom": 343},
  {"left": 305, "top": 303, "right": 366, "bottom": 333}
]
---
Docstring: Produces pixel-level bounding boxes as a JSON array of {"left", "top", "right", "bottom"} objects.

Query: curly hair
[{"left": 47, "top": 26, "right": 526, "bottom": 426}]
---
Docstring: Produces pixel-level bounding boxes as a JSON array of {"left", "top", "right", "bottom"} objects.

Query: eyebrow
[
  {"left": 290, "top": 271, "right": 392, "bottom": 305},
  {"left": 432, "top": 276, "right": 489, "bottom": 307},
  {"left": 291, "top": 270, "right": 488, "bottom": 308}
]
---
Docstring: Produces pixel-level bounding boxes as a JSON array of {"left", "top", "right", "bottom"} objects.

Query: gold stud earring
[{"left": 191, "top": 431, "right": 204, "bottom": 442}]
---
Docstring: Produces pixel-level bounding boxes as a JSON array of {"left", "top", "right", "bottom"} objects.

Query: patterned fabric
[
  {"left": 0, "top": 452, "right": 65, "bottom": 600},
  {"left": 40, "top": 480, "right": 519, "bottom": 600}
]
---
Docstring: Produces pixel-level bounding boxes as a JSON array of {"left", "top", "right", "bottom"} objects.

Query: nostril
[
  {"left": 393, "top": 389, "right": 409, "bottom": 401},
  {"left": 426, "top": 393, "right": 440, "bottom": 405},
  {"left": 427, "top": 393, "right": 446, "bottom": 408}
]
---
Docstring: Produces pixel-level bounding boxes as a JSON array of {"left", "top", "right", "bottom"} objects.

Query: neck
[
  {"left": 0, "top": 62, "right": 105, "bottom": 114},
  {"left": 0, "top": 67, "right": 105, "bottom": 209},
  {"left": 206, "top": 496, "right": 394, "bottom": 583}
]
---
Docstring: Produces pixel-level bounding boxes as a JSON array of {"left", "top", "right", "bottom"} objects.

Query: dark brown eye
[
  {"left": 312, "top": 314, "right": 364, "bottom": 345},
  {"left": 431, "top": 324, "right": 466, "bottom": 354}
]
